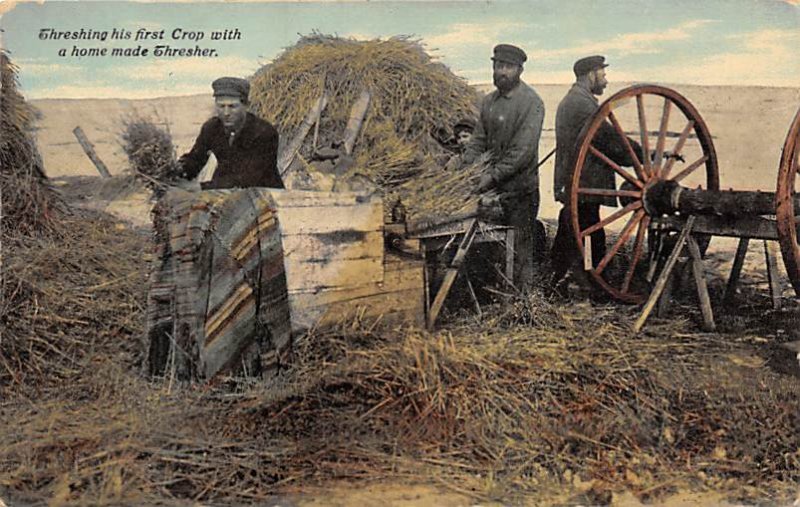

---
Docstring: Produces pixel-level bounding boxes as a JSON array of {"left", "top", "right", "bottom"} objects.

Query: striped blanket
[{"left": 146, "top": 187, "right": 291, "bottom": 380}]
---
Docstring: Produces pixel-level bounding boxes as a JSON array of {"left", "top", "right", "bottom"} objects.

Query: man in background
[
  {"left": 458, "top": 43, "right": 545, "bottom": 290},
  {"left": 550, "top": 55, "right": 643, "bottom": 291},
  {"left": 174, "top": 76, "right": 284, "bottom": 190}
]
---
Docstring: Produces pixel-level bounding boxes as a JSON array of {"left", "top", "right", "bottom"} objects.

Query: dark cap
[
  {"left": 573, "top": 55, "right": 609, "bottom": 77},
  {"left": 212, "top": 77, "right": 250, "bottom": 102},
  {"left": 453, "top": 117, "right": 476, "bottom": 132},
  {"left": 491, "top": 44, "right": 527, "bottom": 66}
]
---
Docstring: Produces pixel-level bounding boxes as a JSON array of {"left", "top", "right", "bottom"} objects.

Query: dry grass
[
  {"left": 120, "top": 114, "right": 180, "bottom": 197},
  {"left": 1, "top": 206, "right": 798, "bottom": 505},
  {"left": 250, "top": 33, "right": 482, "bottom": 216}
]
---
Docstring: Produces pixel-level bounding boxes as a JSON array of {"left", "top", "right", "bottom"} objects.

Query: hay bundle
[
  {"left": 120, "top": 114, "right": 180, "bottom": 197},
  {"left": 250, "top": 33, "right": 479, "bottom": 190},
  {"left": 0, "top": 209, "right": 148, "bottom": 396},
  {"left": 0, "top": 50, "right": 63, "bottom": 236}
]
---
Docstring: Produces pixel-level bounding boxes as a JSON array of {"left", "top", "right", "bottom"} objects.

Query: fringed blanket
[{"left": 146, "top": 187, "right": 291, "bottom": 380}]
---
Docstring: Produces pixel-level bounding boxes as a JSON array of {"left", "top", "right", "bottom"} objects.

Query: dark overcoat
[
  {"left": 553, "top": 84, "right": 641, "bottom": 206},
  {"left": 178, "top": 112, "right": 284, "bottom": 190}
]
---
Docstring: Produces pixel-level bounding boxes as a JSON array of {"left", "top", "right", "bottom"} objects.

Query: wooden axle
[{"left": 641, "top": 180, "right": 790, "bottom": 218}]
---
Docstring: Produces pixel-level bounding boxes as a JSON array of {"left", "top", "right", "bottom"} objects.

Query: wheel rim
[
  {"left": 775, "top": 106, "right": 800, "bottom": 296},
  {"left": 570, "top": 85, "right": 720, "bottom": 304}
]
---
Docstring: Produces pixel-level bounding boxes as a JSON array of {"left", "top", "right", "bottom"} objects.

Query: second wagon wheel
[
  {"left": 569, "top": 84, "right": 720, "bottom": 303},
  {"left": 775, "top": 105, "right": 800, "bottom": 296}
]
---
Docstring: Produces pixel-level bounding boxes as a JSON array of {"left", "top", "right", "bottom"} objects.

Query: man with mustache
[
  {"left": 174, "top": 76, "right": 284, "bottom": 190},
  {"left": 549, "top": 56, "right": 643, "bottom": 293},
  {"left": 459, "top": 44, "right": 545, "bottom": 290}
]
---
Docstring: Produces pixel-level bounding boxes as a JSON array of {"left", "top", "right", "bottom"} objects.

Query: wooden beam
[
  {"left": 724, "top": 237, "right": 750, "bottom": 305},
  {"left": 73, "top": 126, "right": 111, "bottom": 178},
  {"left": 686, "top": 235, "right": 716, "bottom": 332},
  {"left": 426, "top": 219, "right": 479, "bottom": 330},
  {"left": 343, "top": 90, "right": 371, "bottom": 155},
  {"left": 634, "top": 216, "right": 695, "bottom": 333},
  {"left": 764, "top": 240, "right": 782, "bottom": 310},
  {"left": 279, "top": 93, "right": 329, "bottom": 176}
]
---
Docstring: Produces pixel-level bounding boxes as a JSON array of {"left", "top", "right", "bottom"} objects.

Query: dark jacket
[
  {"left": 178, "top": 112, "right": 284, "bottom": 190},
  {"left": 554, "top": 84, "right": 641, "bottom": 206},
  {"left": 463, "top": 81, "right": 545, "bottom": 196}
]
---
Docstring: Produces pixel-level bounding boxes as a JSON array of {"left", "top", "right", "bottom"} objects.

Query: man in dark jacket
[
  {"left": 175, "top": 76, "right": 284, "bottom": 190},
  {"left": 459, "top": 43, "right": 545, "bottom": 290},
  {"left": 550, "top": 56, "right": 642, "bottom": 288}
]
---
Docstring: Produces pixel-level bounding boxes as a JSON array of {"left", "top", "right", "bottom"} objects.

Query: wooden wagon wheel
[
  {"left": 570, "top": 84, "right": 720, "bottom": 303},
  {"left": 775, "top": 105, "right": 800, "bottom": 296}
]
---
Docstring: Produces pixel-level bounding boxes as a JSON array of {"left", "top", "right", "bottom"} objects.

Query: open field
[{"left": 4, "top": 82, "right": 800, "bottom": 506}]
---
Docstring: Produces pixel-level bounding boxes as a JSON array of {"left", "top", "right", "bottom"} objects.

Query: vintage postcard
[{"left": 1, "top": 1, "right": 800, "bottom": 505}]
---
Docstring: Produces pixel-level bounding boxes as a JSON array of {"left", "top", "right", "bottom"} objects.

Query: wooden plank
[
  {"left": 724, "top": 237, "right": 750, "bottom": 304},
  {"left": 269, "top": 189, "right": 382, "bottom": 209},
  {"left": 427, "top": 219, "right": 478, "bottom": 330},
  {"left": 288, "top": 259, "right": 422, "bottom": 296},
  {"left": 655, "top": 214, "right": 778, "bottom": 240},
  {"left": 288, "top": 262, "right": 424, "bottom": 331},
  {"left": 73, "top": 126, "right": 111, "bottom": 178},
  {"left": 282, "top": 230, "right": 383, "bottom": 263},
  {"left": 634, "top": 216, "right": 695, "bottom": 333},
  {"left": 764, "top": 240, "right": 782, "bottom": 310},
  {"left": 284, "top": 256, "right": 384, "bottom": 291},
  {"left": 343, "top": 90, "right": 371, "bottom": 155},
  {"left": 687, "top": 235, "right": 716, "bottom": 332},
  {"left": 278, "top": 93, "right": 329, "bottom": 176},
  {"left": 276, "top": 204, "right": 383, "bottom": 235}
]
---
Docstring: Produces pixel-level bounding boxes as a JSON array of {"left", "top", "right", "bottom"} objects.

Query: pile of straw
[
  {"left": 120, "top": 114, "right": 180, "bottom": 197},
  {"left": 0, "top": 209, "right": 148, "bottom": 396},
  {"left": 2, "top": 224, "right": 798, "bottom": 505},
  {"left": 0, "top": 50, "right": 63, "bottom": 236},
  {"left": 250, "top": 33, "right": 480, "bottom": 192}
]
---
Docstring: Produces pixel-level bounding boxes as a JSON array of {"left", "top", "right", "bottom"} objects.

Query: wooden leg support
[
  {"left": 686, "top": 235, "right": 716, "bottom": 332},
  {"left": 724, "top": 237, "right": 750, "bottom": 305},
  {"left": 426, "top": 219, "right": 479, "bottom": 330},
  {"left": 764, "top": 240, "right": 782, "bottom": 310},
  {"left": 634, "top": 216, "right": 695, "bottom": 333}
]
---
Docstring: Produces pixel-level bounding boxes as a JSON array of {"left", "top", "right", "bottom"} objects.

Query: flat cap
[
  {"left": 212, "top": 76, "right": 250, "bottom": 102},
  {"left": 573, "top": 55, "right": 609, "bottom": 77},
  {"left": 491, "top": 44, "right": 527, "bottom": 66},
  {"left": 453, "top": 117, "right": 476, "bottom": 132}
]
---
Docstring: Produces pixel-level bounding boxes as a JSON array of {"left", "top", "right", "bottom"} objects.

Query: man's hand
[{"left": 473, "top": 173, "right": 494, "bottom": 194}]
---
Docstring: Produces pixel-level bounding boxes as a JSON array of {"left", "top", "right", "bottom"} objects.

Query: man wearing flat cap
[
  {"left": 458, "top": 43, "right": 545, "bottom": 290},
  {"left": 174, "top": 76, "right": 284, "bottom": 190},
  {"left": 550, "top": 56, "right": 642, "bottom": 291}
]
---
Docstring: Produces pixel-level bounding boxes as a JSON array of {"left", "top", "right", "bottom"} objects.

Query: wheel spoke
[
  {"left": 672, "top": 155, "right": 709, "bottom": 183},
  {"left": 661, "top": 120, "right": 695, "bottom": 178},
  {"left": 636, "top": 94, "right": 652, "bottom": 177},
  {"left": 622, "top": 215, "right": 651, "bottom": 293},
  {"left": 608, "top": 110, "right": 646, "bottom": 181},
  {"left": 595, "top": 209, "right": 645, "bottom": 275},
  {"left": 577, "top": 188, "right": 642, "bottom": 198},
  {"left": 581, "top": 200, "right": 642, "bottom": 238},
  {"left": 654, "top": 98, "right": 672, "bottom": 175},
  {"left": 589, "top": 145, "right": 644, "bottom": 188}
]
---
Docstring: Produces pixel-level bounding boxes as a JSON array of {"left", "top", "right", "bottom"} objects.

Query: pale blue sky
[{"left": 1, "top": 0, "right": 799, "bottom": 98}]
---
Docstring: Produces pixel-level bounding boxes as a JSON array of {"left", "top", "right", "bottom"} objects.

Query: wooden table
[{"left": 410, "top": 217, "right": 514, "bottom": 329}]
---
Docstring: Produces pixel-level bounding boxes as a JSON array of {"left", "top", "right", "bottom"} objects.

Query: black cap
[
  {"left": 453, "top": 118, "right": 476, "bottom": 132},
  {"left": 212, "top": 77, "right": 250, "bottom": 102},
  {"left": 492, "top": 44, "right": 527, "bottom": 66},
  {"left": 573, "top": 55, "right": 609, "bottom": 77}
]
